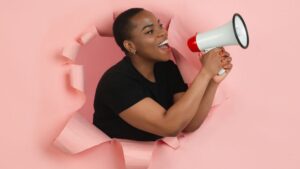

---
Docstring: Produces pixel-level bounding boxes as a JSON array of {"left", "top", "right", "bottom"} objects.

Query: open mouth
[{"left": 158, "top": 39, "right": 170, "bottom": 49}]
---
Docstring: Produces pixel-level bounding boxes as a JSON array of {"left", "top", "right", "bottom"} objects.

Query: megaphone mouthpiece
[{"left": 187, "top": 35, "right": 200, "bottom": 52}]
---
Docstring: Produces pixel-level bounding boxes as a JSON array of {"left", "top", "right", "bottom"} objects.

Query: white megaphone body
[{"left": 187, "top": 13, "right": 249, "bottom": 75}]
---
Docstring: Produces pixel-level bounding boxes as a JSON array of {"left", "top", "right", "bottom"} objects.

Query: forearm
[
  {"left": 183, "top": 80, "right": 219, "bottom": 132},
  {"left": 163, "top": 69, "right": 212, "bottom": 134},
  {"left": 197, "top": 80, "right": 219, "bottom": 114}
]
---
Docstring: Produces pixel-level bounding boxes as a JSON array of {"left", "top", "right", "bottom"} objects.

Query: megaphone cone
[{"left": 187, "top": 13, "right": 249, "bottom": 52}]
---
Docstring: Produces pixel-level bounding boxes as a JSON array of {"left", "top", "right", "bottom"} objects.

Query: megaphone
[{"left": 187, "top": 13, "right": 249, "bottom": 75}]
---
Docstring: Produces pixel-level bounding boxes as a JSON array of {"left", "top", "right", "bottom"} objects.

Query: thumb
[{"left": 199, "top": 52, "right": 204, "bottom": 62}]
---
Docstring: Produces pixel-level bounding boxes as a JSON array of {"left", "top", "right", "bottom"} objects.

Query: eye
[{"left": 145, "top": 30, "right": 153, "bottom": 34}]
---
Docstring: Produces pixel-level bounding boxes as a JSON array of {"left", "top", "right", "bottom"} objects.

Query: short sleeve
[
  {"left": 97, "top": 72, "right": 148, "bottom": 115},
  {"left": 167, "top": 61, "right": 188, "bottom": 94}
]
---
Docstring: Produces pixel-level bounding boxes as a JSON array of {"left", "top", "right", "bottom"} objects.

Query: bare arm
[
  {"left": 182, "top": 49, "right": 232, "bottom": 132},
  {"left": 119, "top": 69, "right": 213, "bottom": 137},
  {"left": 182, "top": 80, "right": 219, "bottom": 132}
]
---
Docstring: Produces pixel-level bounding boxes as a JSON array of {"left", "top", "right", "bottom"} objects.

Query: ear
[{"left": 123, "top": 40, "right": 136, "bottom": 53}]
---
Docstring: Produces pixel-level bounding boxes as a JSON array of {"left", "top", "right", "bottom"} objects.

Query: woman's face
[{"left": 127, "top": 10, "right": 172, "bottom": 62}]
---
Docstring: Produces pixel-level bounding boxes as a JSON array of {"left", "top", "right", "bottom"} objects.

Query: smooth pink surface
[{"left": 1, "top": 0, "right": 300, "bottom": 169}]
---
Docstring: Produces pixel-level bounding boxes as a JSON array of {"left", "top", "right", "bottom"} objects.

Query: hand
[
  {"left": 199, "top": 47, "right": 224, "bottom": 78},
  {"left": 212, "top": 49, "right": 233, "bottom": 84}
]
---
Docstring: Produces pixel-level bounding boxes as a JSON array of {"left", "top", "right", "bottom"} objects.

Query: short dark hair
[{"left": 112, "top": 8, "right": 144, "bottom": 54}]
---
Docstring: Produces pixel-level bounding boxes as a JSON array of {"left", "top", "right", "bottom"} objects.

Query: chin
[
  {"left": 160, "top": 52, "right": 172, "bottom": 61},
  {"left": 147, "top": 49, "right": 171, "bottom": 62},
  {"left": 161, "top": 55, "right": 171, "bottom": 61}
]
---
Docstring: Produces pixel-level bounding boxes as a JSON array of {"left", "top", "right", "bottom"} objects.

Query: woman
[{"left": 93, "top": 8, "right": 233, "bottom": 141}]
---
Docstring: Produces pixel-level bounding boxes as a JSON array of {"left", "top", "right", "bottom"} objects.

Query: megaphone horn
[{"left": 187, "top": 13, "right": 249, "bottom": 52}]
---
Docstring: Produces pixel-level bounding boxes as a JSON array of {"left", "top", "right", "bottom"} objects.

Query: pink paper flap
[
  {"left": 62, "top": 41, "right": 81, "bottom": 61},
  {"left": 70, "top": 64, "right": 84, "bottom": 92},
  {"left": 54, "top": 113, "right": 112, "bottom": 154},
  {"left": 78, "top": 26, "right": 99, "bottom": 45}
]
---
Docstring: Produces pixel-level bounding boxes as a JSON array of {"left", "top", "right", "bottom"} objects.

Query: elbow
[
  {"left": 162, "top": 122, "right": 188, "bottom": 137},
  {"left": 183, "top": 114, "right": 208, "bottom": 133},
  {"left": 166, "top": 128, "right": 182, "bottom": 137},
  {"left": 160, "top": 112, "right": 202, "bottom": 137},
  {"left": 160, "top": 124, "right": 200, "bottom": 137},
  {"left": 182, "top": 119, "right": 205, "bottom": 133},
  {"left": 182, "top": 124, "right": 201, "bottom": 133}
]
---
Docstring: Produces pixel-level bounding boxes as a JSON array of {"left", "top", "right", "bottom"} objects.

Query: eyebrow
[{"left": 141, "top": 19, "right": 160, "bottom": 31}]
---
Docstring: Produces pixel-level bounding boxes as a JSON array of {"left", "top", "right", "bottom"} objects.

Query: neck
[{"left": 129, "top": 55, "right": 156, "bottom": 83}]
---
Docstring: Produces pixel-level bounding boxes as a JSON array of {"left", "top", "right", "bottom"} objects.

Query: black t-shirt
[{"left": 93, "top": 56, "right": 188, "bottom": 141}]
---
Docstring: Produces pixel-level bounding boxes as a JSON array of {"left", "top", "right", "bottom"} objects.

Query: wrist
[
  {"left": 210, "top": 79, "right": 220, "bottom": 86},
  {"left": 200, "top": 67, "right": 214, "bottom": 79}
]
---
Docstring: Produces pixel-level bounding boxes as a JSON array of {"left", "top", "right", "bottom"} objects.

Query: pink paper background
[{"left": 1, "top": 0, "right": 300, "bottom": 169}]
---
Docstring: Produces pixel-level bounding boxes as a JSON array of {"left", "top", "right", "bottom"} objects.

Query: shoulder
[
  {"left": 96, "top": 57, "right": 140, "bottom": 91},
  {"left": 101, "top": 57, "right": 133, "bottom": 81},
  {"left": 155, "top": 60, "right": 181, "bottom": 76}
]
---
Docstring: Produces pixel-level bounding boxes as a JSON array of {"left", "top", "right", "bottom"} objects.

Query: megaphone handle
[
  {"left": 218, "top": 68, "right": 226, "bottom": 76},
  {"left": 202, "top": 47, "right": 226, "bottom": 76}
]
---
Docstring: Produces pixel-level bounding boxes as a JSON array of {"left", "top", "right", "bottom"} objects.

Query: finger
[
  {"left": 198, "top": 51, "right": 204, "bottom": 57},
  {"left": 223, "top": 64, "right": 233, "bottom": 70},
  {"left": 211, "top": 47, "right": 223, "bottom": 54},
  {"left": 221, "top": 57, "right": 231, "bottom": 64},
  {"left": 199, "top": 55, "right": 203, "bottom": 62},
  {"left": 223, "top": 63, "right": 233, "bottom": 69},
  {"left": 225, "top": 67, "right": 232, "bottom": 73},
  {"left": 225, "top": 63, "right": 233, "bottom": 69},
  {"left": 222, "top": 56, "right": 232, "bottom": 63},
  {"left": 220, "top": 47, "right": 225, "bottom": 51},
  {"left": 226, "top": 56, "right": 232, "bottom": 62},
  {"left": 218, "top": 48, "right": 224, "bottom": 56},
  {"left": 220, "top": 51, "right": 230, "bottom": 57},
  {"left": 224, "top": 51, "right": 230, "bottom": 57}
]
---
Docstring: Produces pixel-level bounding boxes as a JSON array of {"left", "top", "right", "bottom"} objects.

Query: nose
[{"left": 158, "top": 27, "right": 168, "bottom": 38}]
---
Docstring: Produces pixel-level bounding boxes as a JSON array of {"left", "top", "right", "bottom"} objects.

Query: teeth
[{"left": 158, "top": 39, "right": 168, "bottom": 47}]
